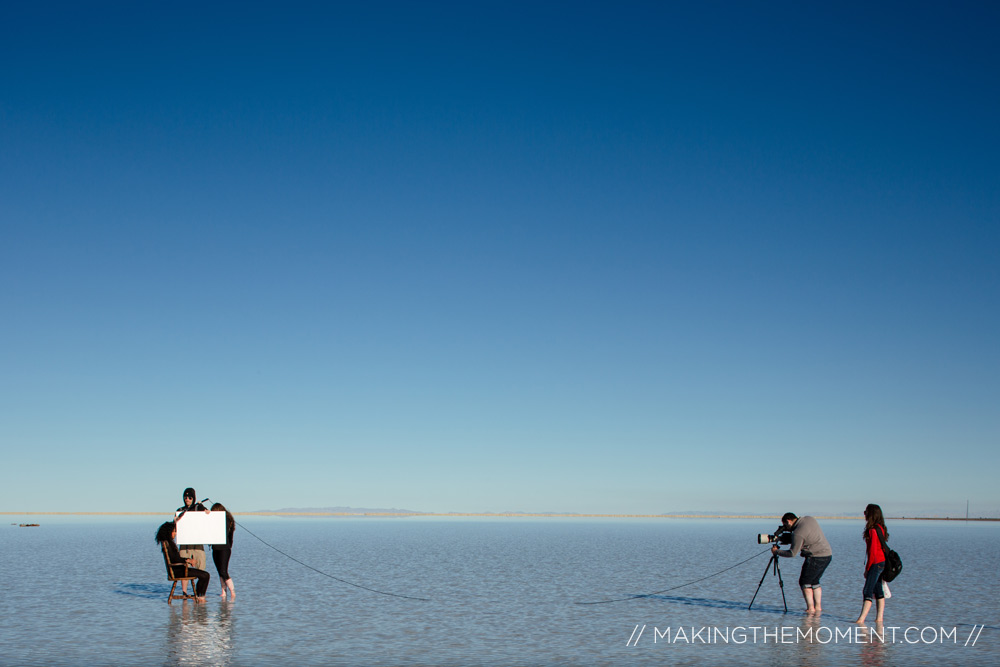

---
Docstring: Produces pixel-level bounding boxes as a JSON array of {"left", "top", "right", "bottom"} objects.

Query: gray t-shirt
[{"left": 776, "top": 515, "right": 832, "bottom": 558}]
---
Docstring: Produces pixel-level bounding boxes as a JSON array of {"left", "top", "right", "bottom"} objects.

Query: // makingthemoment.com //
[{"left": 625, "top": 624, "right": 986, "bottom": 647}]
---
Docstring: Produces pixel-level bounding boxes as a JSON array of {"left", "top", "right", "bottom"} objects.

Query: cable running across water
[
  {"left": 577, "top": 548, "right": 772, "bottom": 605},
  {"left": 212, "top": 505, "right": 431, "bottom": 602}
]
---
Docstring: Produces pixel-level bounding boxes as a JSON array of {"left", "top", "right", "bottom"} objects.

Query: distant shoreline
[{"left": 2, "top": 511, "right": 998, "bottom": 521}]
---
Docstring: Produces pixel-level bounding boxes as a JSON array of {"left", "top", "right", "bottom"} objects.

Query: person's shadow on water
[
  {"left": 643, "top": 593, "right": 790, "bottom": 614},
  {"left": 114, "top": 582, "right": 172, "bottom": 600},
  {"left": 642, "top": 594, "right": 856, "bottom": 622}
]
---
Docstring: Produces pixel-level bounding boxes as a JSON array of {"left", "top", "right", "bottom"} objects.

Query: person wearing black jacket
[{"left": 175, "top": 487, "right": 209, "bottom": 595}]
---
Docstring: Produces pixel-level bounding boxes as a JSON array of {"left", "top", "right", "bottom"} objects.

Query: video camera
[
  {"left": 750, "top": 523, "right": 794, "bottom": 611},
  {"left": 757, "top": 524, "right": 793, "bottom": 545}
]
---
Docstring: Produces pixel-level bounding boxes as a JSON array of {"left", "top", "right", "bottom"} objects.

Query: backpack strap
[{"left": 874, "top": 524, "right": 889, "bottom": 552}]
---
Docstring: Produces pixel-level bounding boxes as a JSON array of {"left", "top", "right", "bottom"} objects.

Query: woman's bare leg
[{"left": 855, "top": 600, "right": 873, "bottom": 624}]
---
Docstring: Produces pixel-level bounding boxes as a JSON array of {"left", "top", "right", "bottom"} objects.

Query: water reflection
[
  {"left": 4, "top": 518, "right": 995, "bottom": 666},
  {"left": 857, "top": 624, "right": 890, "bottom": 667},
  {"left": 791, "top": 613, "right": 823, "bottom": 666},
  {"left": 165, "top": 599, "right": 235, "bottom": 667}
]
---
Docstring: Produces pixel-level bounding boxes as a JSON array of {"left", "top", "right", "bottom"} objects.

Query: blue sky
[{"left": 2, "top": 2, "right": 998, "bottom": 515}]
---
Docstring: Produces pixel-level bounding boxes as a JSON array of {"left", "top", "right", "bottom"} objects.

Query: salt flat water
[{"left": 2, "top": 516, "right": 997, "bottom": 666}]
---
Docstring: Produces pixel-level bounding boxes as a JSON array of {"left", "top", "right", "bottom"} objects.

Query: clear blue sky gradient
[{"left": 2, "top": 2, "right": 998, "bottom": 515}]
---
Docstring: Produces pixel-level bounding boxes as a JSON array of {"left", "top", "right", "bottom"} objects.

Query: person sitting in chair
[{"left": 156, "top": 521, "right": 210, "bottom": 602}]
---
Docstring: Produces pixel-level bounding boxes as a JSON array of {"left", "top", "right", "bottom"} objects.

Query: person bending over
[{"left": 771, "top": 512, "right": 833, "bottom": 614}]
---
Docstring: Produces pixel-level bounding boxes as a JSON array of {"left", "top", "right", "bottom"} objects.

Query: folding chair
[{"left": 161, "top": 542, "right": 198, "bottom": 604}]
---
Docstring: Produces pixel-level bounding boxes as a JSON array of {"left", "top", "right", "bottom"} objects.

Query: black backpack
[{"left": 875, "top": 525, "right": 902, "bottom": 582}]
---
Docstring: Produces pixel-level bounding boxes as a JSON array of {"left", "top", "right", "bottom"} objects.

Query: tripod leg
[
  {"left": 748, "top": 555, "right": 777, "bottom": 610},
  {"left": 772, "top": 557, "right": 788, "bottom": 612}
]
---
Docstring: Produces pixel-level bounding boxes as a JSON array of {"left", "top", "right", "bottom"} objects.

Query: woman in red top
[{"left": 854, "top": 503, "right": 888, "bottom": 624}]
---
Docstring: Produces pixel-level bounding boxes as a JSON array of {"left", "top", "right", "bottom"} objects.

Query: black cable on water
[
  {"left": 207, "top": 501, "right": 431, "bottom": 602},
  {"left": 202, "top": 500, "right": 772, "bottom": 606},
  {"left": 576, "top": 547, "right": 772, "bottom": 605}
]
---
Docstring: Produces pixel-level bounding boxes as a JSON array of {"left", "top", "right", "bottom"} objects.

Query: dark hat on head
[{"left": 183, "top": 487, "right": 196, "bottom": 499}]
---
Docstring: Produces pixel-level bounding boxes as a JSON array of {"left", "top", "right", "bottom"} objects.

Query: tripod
[{"left": 748, "top": 551, "right": 788, "bottom": 612}]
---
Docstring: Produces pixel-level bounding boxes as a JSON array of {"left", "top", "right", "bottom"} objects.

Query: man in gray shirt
[{"left": 771, "top": 512, "right": 832, "bottom": 614}]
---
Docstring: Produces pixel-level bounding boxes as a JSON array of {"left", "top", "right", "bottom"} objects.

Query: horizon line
[{"left": 3, "top": 511, "right": 998, "bottom": 521}]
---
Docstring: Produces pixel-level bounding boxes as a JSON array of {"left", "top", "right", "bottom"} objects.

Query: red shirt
[{"left": 865, "top": 526, "right": 886, "bottom": 572}]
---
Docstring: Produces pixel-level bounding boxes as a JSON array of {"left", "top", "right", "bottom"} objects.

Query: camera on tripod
[
  {"left": 749, "top": 524, "right": 793, "bottom": 612},
  {"left": 757, "top": 524, "right": 793, "bottom": 545}
]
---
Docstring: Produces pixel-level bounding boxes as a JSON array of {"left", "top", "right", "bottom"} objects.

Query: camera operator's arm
[{"left": 772, "top": 531, "right": 803, "bottom": 558}]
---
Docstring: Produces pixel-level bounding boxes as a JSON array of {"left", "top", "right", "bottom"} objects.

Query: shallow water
[{"left": 2, "top": 517, "right": 997, "bottom": 666}]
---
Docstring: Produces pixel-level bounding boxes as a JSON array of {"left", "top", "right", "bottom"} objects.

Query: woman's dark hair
[
  {"left": 155, "top": 521, "right": 176, "bottom": 544},
  {"left": 863, "top": 503, "right": 888, "bottom": 540},
  {"left": 211, "top": 502, "right": 236, "bottom": 534}
]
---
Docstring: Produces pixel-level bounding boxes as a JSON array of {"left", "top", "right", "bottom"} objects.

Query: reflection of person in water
[
  {"left": 166, "top": 592, "right": 233, "bottom": 666},
  {"left": 156, "top": 521, "right": 210, "bottom": 601},
  {"left": 210, "top": 503, "right": 236, "bottom": 599}
]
